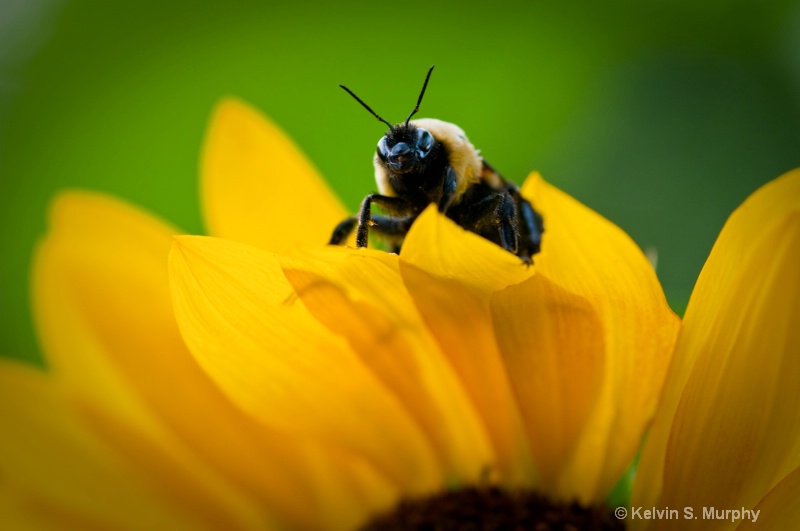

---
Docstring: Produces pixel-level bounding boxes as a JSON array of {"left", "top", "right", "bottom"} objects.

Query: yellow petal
[
  {"left": 521, "top": 173, "right": 680, "bottom": 503},
  {"left": 33, "top": 192, "right": 360, "bottom": 529},
  {"left": 280, "top": 245, "right": 495, "bottom": 486},
  {"left": 400, "top": 204, "right": 532, "bottom": 293},
  {"left": 396, "top": 206, "right": 536, "bottom": 487},
  {"left": 0, "top": 360, "right": 201, "bottom": 531},
  {"left": 633, "top": 170, "right": 800, "bottom": 527},
  {"left": 400, "top": 206, "right": 536, "bottom": 486},
  {"left": 201, "top": 98, "right": 347, "bottom": 252},
  {"left": 169, "top": 235, "right": 435, "bottom": 502},
  {"left": 744, "top": 465, "right": 800, "bottom": 531},
  {"left": 635, "top": 169, "right": 800, "bottom": 512},
  {"left": 79, "top": 395, "right": 394, "bottom": 531},
  {"left": 35, "top": 193, "right": 270, "bottom": 523},
  {"left": 402, "top": 266, "right": 538, "bottom": 488},
  {"left": 34, "top": 191, "right": 179, "bottom": 426},
  {"left": 0, "top": 484, "right": 41, "bottom": 531},
  {"left": 490, "top": 274, "right": 605, "bottom": 496},
  {"left": 0, "top": 484, "right": 56, "bottom": 531}
]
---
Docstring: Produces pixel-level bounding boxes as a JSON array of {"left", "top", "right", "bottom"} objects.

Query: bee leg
[
  {"left": 449, "top": 188, "right": 522, "bottom": 258},
  {"left": 369, "top": 215, "right": 415, "bottom": 236},
  {"left": 369, "top": 215, "right": 416, "bottom": 253},
  {"left": 329, "top": 216, "right": 358, "bottom": 245},
  {"left": 328, "top": 214, "right": 413, "bottom": 248},
  {"left": 437, "top": 166, "right": 458, "bottom": 213},
  {"left": 495, "top": 191, "right": 520, "bottom": 255},
  {"left": 356, "top": 193, "right": 413, "bottom": 248},
  {"left": 515, "top": 193, "right": 544, "bottom": 259}
]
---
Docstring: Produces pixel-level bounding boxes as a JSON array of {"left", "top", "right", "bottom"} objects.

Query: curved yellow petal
[
  {"left": 280, "top": 245, "right": 495, "bottom": 487},
  {"left": 0, "top": 484, "right": 42, "bottom": 531},
  {"left": 521, "top": 174, "right": 680, "bottom": 503},
  {"left": 397, "top": 206, "right": 535, "bottom": 487},
  {"left": 633, "top": 170, "right": 800, "bottom": 528},
  {"left": 490, "top": 274, "right": 605, "bottom": 496},
  {"left": 169, "top": 235, "right": 436, "bottom": 500},
  {"left": 0, "top": 360, "right": 201, "bottom": 531},
  {"left": 201, "top": 98, "right": 347, "bottom": 252},
  {"left": 635, "top": 169, "right": 800, "bottom": 512},
  {"left": 35, "top": 193, "right": 289, "bottom": 528},
  {"left": 79, "top": 395, "right": 395, "bottom": 531},
  {"left": 400, "top": 204, "right": 532, "bottom": 293},
  {"left": 36, "top": 193, "right": 273, "bottom": 525},
  {"left": 33, "top": 192, "right": 368, "bottom": 529},
  {"left": 34, "top": 191, "right": 179, "bottom": 426},
  {"left": 744, "top": 465, "right": 800, "bottom": 531}
]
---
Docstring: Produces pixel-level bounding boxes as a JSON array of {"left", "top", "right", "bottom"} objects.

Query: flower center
[{"left": 359, "top": 487, "right": 625, "bottom": 530}]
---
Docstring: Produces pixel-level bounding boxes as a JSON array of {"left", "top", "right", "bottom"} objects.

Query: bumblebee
[{"left": 329, "top": 66, "right": 544, "bottom": 264}]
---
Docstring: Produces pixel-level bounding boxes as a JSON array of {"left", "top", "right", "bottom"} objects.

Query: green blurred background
[{"left": 2, "top": 0, "right": 799, "bottom": 365}]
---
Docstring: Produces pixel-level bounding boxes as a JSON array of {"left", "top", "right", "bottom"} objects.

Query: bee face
[{"left": 377, "top": 124, "right": 435, "bottom": 174}]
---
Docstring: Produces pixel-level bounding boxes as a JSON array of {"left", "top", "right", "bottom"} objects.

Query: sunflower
[{"left": 0, "top": 99, "right": 795, "bottom": 529}]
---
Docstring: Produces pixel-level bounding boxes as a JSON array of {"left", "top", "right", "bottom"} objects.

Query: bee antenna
[
  {"left": 340, "top": 85, "right": 393, "bottom": 129},
  {"left": 405, "top": 65, "right": 435, "bottom": 125}
]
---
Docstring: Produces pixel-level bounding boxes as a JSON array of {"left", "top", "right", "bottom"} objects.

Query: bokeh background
[{"left": 2, "top": 0, "right": 799, "bottom": 365}]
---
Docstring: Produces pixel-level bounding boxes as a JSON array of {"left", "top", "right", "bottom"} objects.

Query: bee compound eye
[
  {"left": 416, "top": 128, "right": 433, "bottom": 155},
  {"left": 377, "top": 136, "right": 389, "bottom": 160}
]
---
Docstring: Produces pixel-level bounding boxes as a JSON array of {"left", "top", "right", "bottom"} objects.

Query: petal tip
[
  {"left": 169, "top": 234, "right": 215, "bottom": 258},
  {"left": 45, "top": 190, "right": 114, "bottom": 227},
  {"left": 209, "top": 96, "right": 259, "bottom": 121}
]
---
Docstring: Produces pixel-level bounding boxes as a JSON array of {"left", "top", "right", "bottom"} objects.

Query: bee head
[
  {"left": 340, "top": 65, "right": 436, "bottom": 174},
  {"left": 376, "top": 123, "right": 435, "bottom": 173}
]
